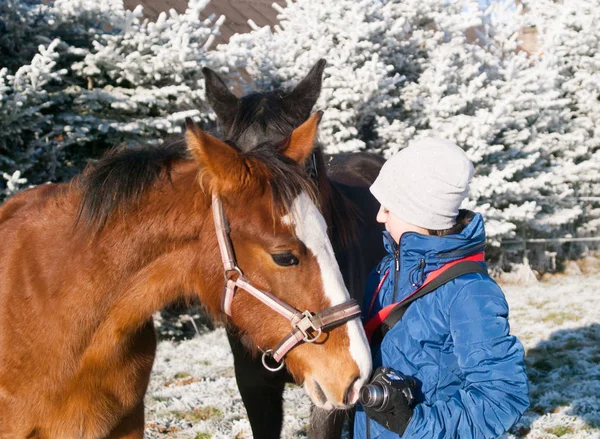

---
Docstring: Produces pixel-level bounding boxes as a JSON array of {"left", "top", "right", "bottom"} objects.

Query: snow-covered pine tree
[
  {"left": 3, "top": 0, "right": 598, "bottom": 255},
  {"left": 0, "top": 0, "right": 225, "bottom": 199},
  {"left": 215, "top": 0, "right": 526, "bottom": 240},
  {"left": 517, "top": 0, "right": 600, "bottom": 239},
  {"left": 217, "top": 0, "right": 600, "bottom": 247},
  {"left": 0, "top": 0, "right": 68, "bottom": 198},
  {"left": 214, "top": 0, "right": 425, "bottom": 153}
]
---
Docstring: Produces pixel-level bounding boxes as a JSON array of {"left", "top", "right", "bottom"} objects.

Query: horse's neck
[
  {"left": 78, "top": 162, "right": 224, "bottom": 357},
  {"left": 312, "top": 150, "right": 360, "bottom": 250}
]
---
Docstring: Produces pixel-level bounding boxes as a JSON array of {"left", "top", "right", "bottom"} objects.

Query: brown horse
[
  {"left": 0, "top": 115, "right": 371, "bottom": 438},
  {"left": 203, "top": 60, "right": 385, "bottom": 438}
]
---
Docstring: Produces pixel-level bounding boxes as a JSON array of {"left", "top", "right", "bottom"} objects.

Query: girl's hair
[{"left": 426, "top": 210, "right": 474, "bottom": 236}]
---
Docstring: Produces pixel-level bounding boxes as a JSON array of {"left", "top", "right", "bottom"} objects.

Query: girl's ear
[
  {"left": 281, "top": 111, "right": 323, "bottom": 165},
  {"left": 185, "top": 118, "right": 251, "bottom": 194}
]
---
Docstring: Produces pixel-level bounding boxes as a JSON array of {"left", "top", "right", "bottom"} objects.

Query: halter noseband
[{"left": 212, "top": 193, "right": 361, "bottom": 372}]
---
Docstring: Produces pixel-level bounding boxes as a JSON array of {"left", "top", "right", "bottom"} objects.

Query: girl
[{"left": 354, "top": 138, "right": 529, "bottom": 438}]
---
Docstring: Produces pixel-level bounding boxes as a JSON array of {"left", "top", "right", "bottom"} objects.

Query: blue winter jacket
[{"left": 354, "top": 213, "right": 529, "bottom": 439}]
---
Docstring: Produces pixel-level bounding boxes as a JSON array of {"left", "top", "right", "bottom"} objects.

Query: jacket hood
[{"left": 380, "top": 211, "right": 486, "bottom": 293}]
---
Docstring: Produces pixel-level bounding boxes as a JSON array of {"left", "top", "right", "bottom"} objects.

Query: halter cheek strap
[{"left": 211, "top": 193, "right": 361, "bottom": 370}]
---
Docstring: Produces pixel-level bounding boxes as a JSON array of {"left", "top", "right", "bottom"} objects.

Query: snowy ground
[{"left": 145, "top": 271, "right": 600, "bottom": 439}]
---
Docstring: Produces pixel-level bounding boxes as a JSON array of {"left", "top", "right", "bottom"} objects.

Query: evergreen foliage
[
  {"left": 1, "top": 0, "right": 598, "bottom": 256},
  {"left": 215, "top": 0, "right": 600, "bottom": 242},
  {"left": 0, "top": 0, "right": 224, "bottom": 197}
]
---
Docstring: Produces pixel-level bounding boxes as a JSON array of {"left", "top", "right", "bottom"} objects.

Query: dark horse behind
[{"left": 203, "top": 60, "right": 386, "bottom": 438}]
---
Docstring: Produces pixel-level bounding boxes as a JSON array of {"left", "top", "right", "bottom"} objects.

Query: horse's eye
[{"left": 271, "top": 252, "right": 300, "bottom": 267}]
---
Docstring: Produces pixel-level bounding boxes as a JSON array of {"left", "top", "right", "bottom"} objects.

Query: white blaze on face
[{"left": 283, "top": 192, "right": 372, "bottom": 386}]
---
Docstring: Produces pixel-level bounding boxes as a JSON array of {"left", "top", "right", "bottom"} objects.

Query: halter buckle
[{"left": 294, "top": 310, "right": 322, "bottom": 343}]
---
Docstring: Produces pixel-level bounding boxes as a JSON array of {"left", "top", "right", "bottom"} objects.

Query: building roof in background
[{"left": 123, "top": 0, "right": 286, "bottom": 45}]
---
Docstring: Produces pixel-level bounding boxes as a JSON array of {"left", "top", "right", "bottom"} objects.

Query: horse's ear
[
  {"left": 202, "top": 67, "right": 240, "bottom": 131},
  {"left": 281, "top": 111, "right": 323, "bottom": 164},
  {"left": 282, "top": 59, "right": 326, "bottom": 120},
  {"left": 185, "top": 118, "right": 248, "bottom": 193}
]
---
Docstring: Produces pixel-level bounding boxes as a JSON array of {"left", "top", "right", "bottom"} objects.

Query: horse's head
[
  {"left": 203, "top": 59, "right": 326, "bottom": 150},
  {"left": 185, "top": 113, "right": 371, "bottom": 409}
]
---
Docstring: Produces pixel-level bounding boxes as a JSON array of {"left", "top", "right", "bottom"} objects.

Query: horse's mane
[
  {"left": 75, "top": 137, "right": 318, "bottom": 232},
  {"left": 75, "top": 139, "right": 189, "bottom": 230}
]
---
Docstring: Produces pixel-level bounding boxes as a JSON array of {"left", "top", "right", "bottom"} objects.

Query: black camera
[{"left": 359, "top": 366, "right": 417, "bottom": 412}]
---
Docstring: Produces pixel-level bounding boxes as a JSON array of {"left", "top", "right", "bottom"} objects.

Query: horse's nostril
[{"left": 344, "top": 376, "right": 360, "bottom": 405}]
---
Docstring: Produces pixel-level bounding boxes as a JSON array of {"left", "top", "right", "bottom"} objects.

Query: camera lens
[{"left": 359, "top": 383, "right": 385, "bottom": 408}]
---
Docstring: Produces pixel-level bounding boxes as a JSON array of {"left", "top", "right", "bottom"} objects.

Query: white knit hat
[{"left": 370, "top": 138, "right": 474, "bottom": 230}]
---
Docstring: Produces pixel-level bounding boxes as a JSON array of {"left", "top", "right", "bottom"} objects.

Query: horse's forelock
[{"left": 243, "top": 143, "right": 319, "bottom": 219}]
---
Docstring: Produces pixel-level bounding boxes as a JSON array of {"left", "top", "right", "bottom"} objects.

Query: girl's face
[{"left": 376, "top": 205, "right": 429, "bottom": 244}]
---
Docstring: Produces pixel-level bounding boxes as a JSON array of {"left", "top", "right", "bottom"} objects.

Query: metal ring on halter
[
  {"left": 303, "top": 327, "right": 322, "bottom": 343},
  {"left": 224, "top": 266, "right": 243, "bottom": 281},
  {"left": 261, "top": 350, "right": 285, "bottom": 372}
]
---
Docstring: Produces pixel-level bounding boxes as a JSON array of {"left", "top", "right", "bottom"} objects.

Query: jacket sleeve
[{"left": 401, "top": 276, "right": 529, "bottom": 439}]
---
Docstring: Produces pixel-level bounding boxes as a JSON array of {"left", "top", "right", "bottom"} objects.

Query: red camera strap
[{"left": 364, "top": 252, "right": 485, "bottom": 342}]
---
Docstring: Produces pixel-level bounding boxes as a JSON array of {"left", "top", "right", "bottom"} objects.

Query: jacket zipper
[
  {"left": 382, "top": 232, "right": 401, "bottom": 303},
  {"left": 392, "top": 248, "right": 400, "bottom": 302}
]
